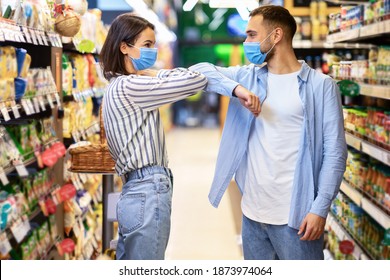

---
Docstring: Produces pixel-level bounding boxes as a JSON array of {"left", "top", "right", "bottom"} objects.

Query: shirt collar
[{"left": 255, "top": 60, "right": 310, "bottom": 82}]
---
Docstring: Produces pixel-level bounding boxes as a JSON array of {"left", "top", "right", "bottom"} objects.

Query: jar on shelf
[{"left": 301, "top": 18, "right": 312, "bottom": 40}]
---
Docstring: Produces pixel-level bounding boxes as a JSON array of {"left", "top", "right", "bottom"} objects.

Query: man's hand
[
  {"left": 137, "top": 69, "right": 158, "bottom": 77},
  {"left": 297, "top": 213, "right": 326, "bottom": 241},
  {"left": 233, "top": 85, "right": 261, "bottom": 117}
]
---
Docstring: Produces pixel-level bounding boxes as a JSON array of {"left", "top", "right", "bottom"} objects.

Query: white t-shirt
[{"left": 241, "top": 70, "right": 303, "bottom": 225}]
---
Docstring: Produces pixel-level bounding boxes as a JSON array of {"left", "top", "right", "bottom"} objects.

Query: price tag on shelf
[
  {"left": 21, "top": 100, "right": 30, "bottom": 115},
  {"left": 38, "top": 96, "right": 46, "bottom": 111},
  {"left": 0, "top": 167, "right": 9, "bottom": 186},
  {"left": 26, "top": 99, "right": 35, "bottom": 114},
  {"left": 10, "top": 218, "right": 27, "bottom": 243},
  {"left": 29, "top": 29, "right": 38, "bottom": 45},
  {"left": 22, "top": 27, "right": 32, "bottom": 44},
  {"left": 18, "top": 29, "right": 26, "bottom": 43},
  {"left": 3, "top": 27, "right": 14, "bottom": 41},
  {"left": 0, "top": 232, "right": 12, "bottom": 256},
  {"left": 55, "top": 93, "right": 61, "bottom": 107},
  {"left": 34, "top": 29, "right": 44, "bottom": 45},
  {"left": 0, "top": 106, "right": 11, "bottom": 122},
  {"left": 81, "top": 130, "right": 87, "bottom": 140},
  {"left": 14, "top": 163, "right": 29, "bottom": 178},
  {"left": 41, "top": 30, "right": 49, "bottom": 46},
  {"left": 33, "top": 97, "right": 40, "bottom": 113},
  {"left": 72, "top": 220, "right": 81, "bottom": 238},
  {"left": 47, "top": 94, "right": 55, "bottom": 109},
  {"left": 11, "top": 105, "right": 21, "bottom": 119},
  {"left": 21, "top": 215, "right": 31, "bottom": 235},
  {"left": 79, "top": 173, "right": 87, "bottom": 184}
]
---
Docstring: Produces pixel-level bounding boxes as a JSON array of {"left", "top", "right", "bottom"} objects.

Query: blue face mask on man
[
  {"left": 243, "top": 30, "right": 276, "bottom": 65},
  {"left": 128, "top": 44, "right": 158, "bottom": 71}
]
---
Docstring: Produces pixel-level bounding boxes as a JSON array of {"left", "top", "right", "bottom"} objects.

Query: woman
[{"left": 99, "top": 14, "right": 207, "bottom": 260}]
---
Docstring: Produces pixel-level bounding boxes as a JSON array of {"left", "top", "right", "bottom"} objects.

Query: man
[{"left": 189, "top": 5, "right": 347, "bottom": 260}]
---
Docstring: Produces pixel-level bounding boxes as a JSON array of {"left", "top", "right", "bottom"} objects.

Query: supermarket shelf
[
  {"left": 361, "top": 197, "right": 390, "bottom": 229},
  {"left": 293, "top": 40, "right": 375, "bottom": 49},
  {"left": 327, "top": 213, "right": 371, "bottom": 260},
  {"left": 3, "top": 157, "right": 36, "bottom": 176},
  {"left": 345, "top": 132, "right": 390, "bottom": 165},
  {"left": 0, "top": 19, "right": 62, "bottom": 47},
  {"left": 359, "top": 83, "right": 390, "bottom": 100},
  {"left": 340, "top": 180, "right": 363, "bottom": 206},
  {"left": 327, "top": 20, "right": 390, "bottom": 43},
  {"left": 340, "top": 180, "right": 390, "bottom": 228}
]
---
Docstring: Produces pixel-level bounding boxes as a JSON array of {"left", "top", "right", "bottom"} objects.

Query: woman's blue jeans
[{"left": 116, "top": 166, "right": 173, "bottom": 260}]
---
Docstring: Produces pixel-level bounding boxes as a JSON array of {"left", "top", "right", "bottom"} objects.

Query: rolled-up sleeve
[{"left": 189, "top": 63, "right": 240, "bottom": 97}]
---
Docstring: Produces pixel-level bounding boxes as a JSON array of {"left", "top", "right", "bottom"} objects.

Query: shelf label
[
  {"left": 38, "top": 96, "right": 46, "bottom": 111},
  {"left": 0, "top": 167, "right": 9, "bottom": 186},
  {"left": 11, "top": 105, "right": 21, "bottom": 119},
  {"left": 14, "top": 163, "right": 29, "bottom": 178},
  {"left": 22, "top": 27, "right": 32, "bottom": 44},
  {"left": 21, "top": 100, "right": 31, "bottom": 115},
  {"left": 362, "top": 198, "right": 390, "bottom": 230},
  {"left": 47, "top": 94, "right": 55, "bottom": 109},
  {"left": 345, "top": 133, "right": 361, "bottom": 150},
  {"left": 29, "top": 29, "right": 38, "bottom": 45},
  {"left": 33, "top": 97, "right": 40, "bottom": 113},
  {"left": 10, "top": 218, "right": 27, "bottom": 243},
  {"left": 361, "top": 142, "right": 390, "bottom": 166},
  {"left": 26, "top": 99, "right": 35, "bottom": 114},
  {"left": 55, "top": 93, "right": 61, "bottom": 107},
  {"left": 40, "top": 30, "right": 49, "bottom": 46},
  {"left": 340, "top": 181, "right": 363, "bottom": 206},
  {"left": 0, "top": 232, "right": 12, "bottom": 256},
  {"left": 1, "top": 107, "right": 11, "bottom": 122}
]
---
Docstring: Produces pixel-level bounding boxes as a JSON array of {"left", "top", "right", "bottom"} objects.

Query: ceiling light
[{"left": 183, "top": 0, "right": 199, "bottom": 11}]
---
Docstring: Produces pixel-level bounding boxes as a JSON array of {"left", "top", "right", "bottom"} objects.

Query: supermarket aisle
[{"left": 165, "top": 127, "right": 243, "bottom": 260}]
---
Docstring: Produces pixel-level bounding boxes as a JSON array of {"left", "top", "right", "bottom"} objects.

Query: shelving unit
[
  {"left": 327, "top": 20, "right": 390, "bottom": 43},
  {"left": 327, "top": 213, "right": 371, "bottom": 260},
  {"left": 345, "top": 131, "right": 390, "bottom": 166},
  {"left": 340, "top": 180, "right": 390, "bottom": 229},
  {"left": 326, "top": 8, "right": 390, "bottom": 260},
  {"left": 0, "top": 19, "right": 65, "bottom": 259}
]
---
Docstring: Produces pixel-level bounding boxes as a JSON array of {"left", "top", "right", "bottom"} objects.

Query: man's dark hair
[
  {"left": 100, "top": 14, "right": 155, "bottom": 80},
  {"left": 249, "top": 5, "right": 297, "bottom": 42}
]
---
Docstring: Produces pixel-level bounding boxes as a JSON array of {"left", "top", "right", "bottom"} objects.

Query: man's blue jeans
[
  {"left": 242, "top": 215, "right": 324, "bottom": 260},
  {"left": 116, "top": 166, "right": 173, "bottom": 260}
]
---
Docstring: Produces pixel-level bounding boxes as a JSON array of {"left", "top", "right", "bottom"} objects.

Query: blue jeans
[
  {"left": 242, "top": 215, "right": 324, "bottom": 260},
  {"left": 116, "top": 166, "right": 173, "bottom": 260}
]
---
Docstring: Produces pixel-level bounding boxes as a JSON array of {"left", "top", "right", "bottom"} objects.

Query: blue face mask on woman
[
  {"left": 243, "top": 30, "right": 276, "bottom": 65},
  {"left": 128, "top": 44, "right": 158, "bottom": 71}
]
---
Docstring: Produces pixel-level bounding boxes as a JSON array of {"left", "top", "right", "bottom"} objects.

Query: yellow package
[
  {"left": 63, "top": 103, "right": 75, "bottom": 139},
  {"left": 20, "top": 53, "right": 31, "bottom": 78},
  {"left": 0, "top": 46, "right": 17, "bottom": 80}
]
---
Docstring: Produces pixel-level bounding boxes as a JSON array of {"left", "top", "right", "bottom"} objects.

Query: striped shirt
[{"left": 102, "top": 68, "right": 207, "bottom": 176}]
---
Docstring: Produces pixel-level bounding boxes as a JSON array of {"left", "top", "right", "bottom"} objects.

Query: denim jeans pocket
[
  {"left": 117, "top": 193, "right": 146, "bottom": 234},
  {"left": 154, "top": 175, "right": 171, "bottom": 194}
]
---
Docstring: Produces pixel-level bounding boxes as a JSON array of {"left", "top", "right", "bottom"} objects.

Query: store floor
[{"left": 165, "top": 127, "right": 243, "bottom": 260}]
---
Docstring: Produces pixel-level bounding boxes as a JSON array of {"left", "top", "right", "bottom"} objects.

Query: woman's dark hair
[
  {"left": 100, "top": 13, "right": 155, "bottom": 80},
  {"left": 249, "top": 5, "right": 296, "bottom": 42}
]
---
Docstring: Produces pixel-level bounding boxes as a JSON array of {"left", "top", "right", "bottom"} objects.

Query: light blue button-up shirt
[{"left": 189, "top": 61, "right": 347, "bottom": 229}]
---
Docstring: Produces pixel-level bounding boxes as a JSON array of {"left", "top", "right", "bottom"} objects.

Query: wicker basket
[{"left": 68, "top": 106, "right": 116, "bottom": 174}]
